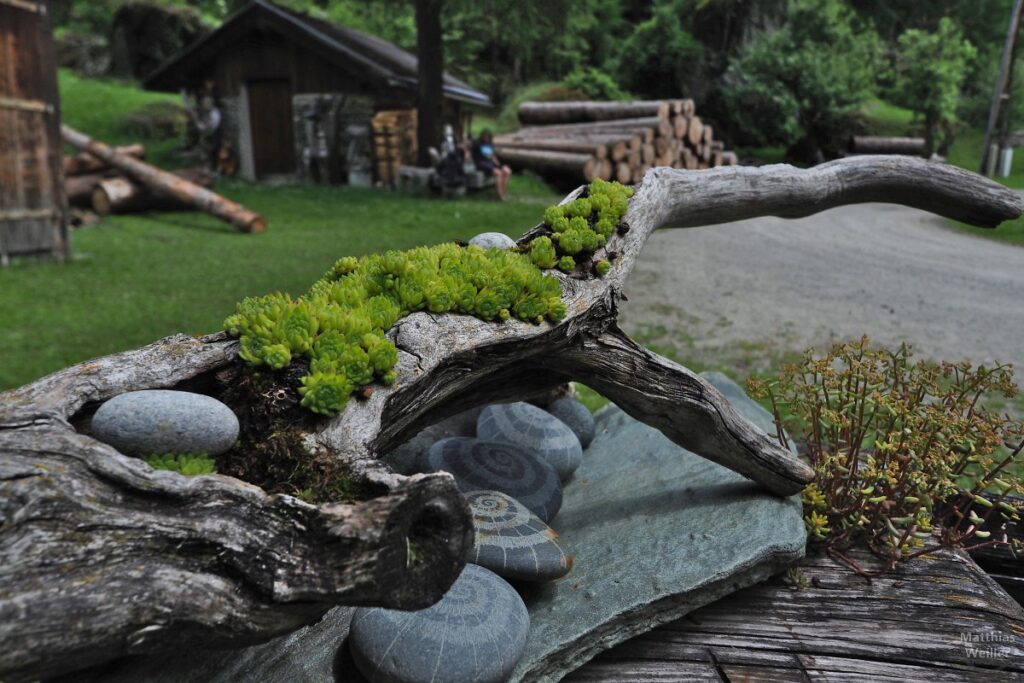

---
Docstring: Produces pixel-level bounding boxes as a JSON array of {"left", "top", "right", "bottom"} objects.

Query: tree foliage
[
  {"left": 720, "top": 0, "right": 880, "bottom": 162},
  {"left": 611, "top": 0, "right": 703, "bottom": 99},
  {"left": 888, "top": 18, "right": 977, "bottom": 155}
]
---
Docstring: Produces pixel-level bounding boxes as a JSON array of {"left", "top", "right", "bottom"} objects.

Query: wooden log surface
[
  {"left": 63, "top": 143, "right": 144, "bottom": 176},
  {"left": 65, "top": 172, "right": 109, "bottom": 207},
  {"left": 61, "top": 125, "right": 266, "bottom": 233},
  {"left": 686, "top": 116, "right": 704, "bottom": 147},
  {"left": 851, "top": 135, "right": 928, "bottom": 156},
  {"left": 492, "top": 138, "right": 609, "bottom": 159},
  {"left": 517, "top": 117, "right": 666, "bottom": 138},
  {"left": 91, "top": 169, "right": 214, "bottom": 215},
  {"left": 518, "top": 100, "right": 670, "bottom": 125},
  {"left": 566, "top": 545, "right": 1024, "bottom": 682},
  {"left": 2, "top": 157, "right": 1020, "bottom": 682},
  {"left": 496, "top": 148, "right": 594, "bottom": 176}
]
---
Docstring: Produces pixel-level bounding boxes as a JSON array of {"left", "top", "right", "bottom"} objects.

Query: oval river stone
[
  {"left": 90, "top": 390, "right": 239, "bottom": 457},
  {"left": 468, "top": 232, "right": 517, "bottom": 249},
  {"left": 419, "top": 437, "right": 562, "bottom": 523},
  {"left": 467, "top": 490, "right": 573, "bottom": 582},
  {"left": 547, "top": 397, "right": 596, "bottom": 448},
  {"left": 477, "top": 402, "right": 582, "bottom": 480},
  {"left": 349, "top": 563, "right": 529, "bottom": 683}
]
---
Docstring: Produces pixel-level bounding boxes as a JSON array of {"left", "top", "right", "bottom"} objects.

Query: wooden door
[
  {"left": 0, "top": 0, "right": 67, "bottom": 263},
  {"left": 247, "top": 79, "right": 295, "bottom": 177}
]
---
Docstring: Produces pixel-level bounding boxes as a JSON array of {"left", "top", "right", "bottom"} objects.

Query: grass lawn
[
  {"left": 860, "top": 99, "right": 1024, "bottom": 245},
  {"left": 58, "top": 69, "right": 183, "bottom": 168},
  {"left": 0, "top": 71, "right": 561, "bottom": 391},
  {"left": 0, "top": 178, "right": 558, "bottom": 391}
]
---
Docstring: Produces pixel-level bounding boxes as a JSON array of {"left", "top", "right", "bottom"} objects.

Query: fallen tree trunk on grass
[
  {"left": 61, "top": 125, "right": 266, "bottom": 233},
  {"left": 63, "top": 143, "right": 145, "bottom": 176},
  {"left": 851, "top": 136, "right": 928, "bottom": 156},
  {"left": 0, "top": 156, "right": 1020, "bottom": 682},
  {"left": 91, "top": 169, "right": 214, "bottom": 214}
]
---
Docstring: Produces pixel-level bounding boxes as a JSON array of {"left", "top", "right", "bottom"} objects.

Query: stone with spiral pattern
[
  {"left": 349, "top": 563, "right": 529, "bottom": 683},
  {"left": 467, "top": 490, "right": 573, "bottom": 582},
  {"left": 477, "top": 402, "right": 583, "bottom": 480},
  {"left": 419, "top": 437, "right": 562, "bottom": 523}
]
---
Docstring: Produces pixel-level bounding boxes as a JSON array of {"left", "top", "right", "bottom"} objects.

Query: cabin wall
[
  {"left": 183, "top": 29, "right": 474, "bottom": 182},
  {"left": 0, "top": 0, "right": 67, "bottom": 263}
]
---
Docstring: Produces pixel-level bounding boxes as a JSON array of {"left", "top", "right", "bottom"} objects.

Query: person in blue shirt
[{"left": 470, "top": 129, "right": 511, "bottom": 200}]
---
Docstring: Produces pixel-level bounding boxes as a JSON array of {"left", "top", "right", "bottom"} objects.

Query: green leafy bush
[
  {"left": 749, "top": 337, "right": 1024, "bottom": 576},
  {"left": 145, "top": 453, "right": 217, "bottom": 476},
  {"left": 888, "top": 18, "right": 976, "bottom": 156},
  {"left": 612, "top": 2, "right": 702, "bottom": 100},
  {"left": 721, "top": 0, "right": 880, "bottom": 162},
  {"left": 561, "top": 67, "right": 629, "bottom": 101}
]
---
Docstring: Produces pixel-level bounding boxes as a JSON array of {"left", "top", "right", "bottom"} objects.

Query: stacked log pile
[
  {"left": 372, "top": 109, "right": 418, "bottom": 187},
  {"left": 61, "top": 126, "right": 266, "bottom": 233},
  {"left": 63, "top": 143, "right": 211, "bottom": 214},
  {"left": 496, "top": 99, "right": 738, "bottom": 184}
]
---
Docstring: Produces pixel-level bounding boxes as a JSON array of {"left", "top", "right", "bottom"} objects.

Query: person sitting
[{"left": 470, "top": 129, "right": 511, "bottom": 200}]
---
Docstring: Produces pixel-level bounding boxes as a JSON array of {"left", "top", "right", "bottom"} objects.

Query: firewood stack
[
  {"left": 372, "top": 109, "right": 418, "bottom": 186},
  {"left": 495, "top": 99, "right": 738, "bottom": 184}
]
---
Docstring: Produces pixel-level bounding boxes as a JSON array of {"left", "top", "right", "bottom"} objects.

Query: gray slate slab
[
  {"left": 85, "top": 373, "right": 804, "bottom": 683},
  {"left": 506, "top": 372, "right": 806, "bottom": 682}
]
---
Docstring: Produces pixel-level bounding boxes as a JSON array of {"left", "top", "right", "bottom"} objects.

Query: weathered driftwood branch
[
  {"left": 0, "top": 334, "right": 473, "bottom": 682},
  {"left": 61, "top": 125, "right": 266, "bottom": 233},
  {"left": 1, "top": 156, "right": 1019, "bottom": 682}
]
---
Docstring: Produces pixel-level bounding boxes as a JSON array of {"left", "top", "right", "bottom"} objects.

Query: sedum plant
[
  {"left": 226, "top": 243, "right": 567, "bottom": 416},
  {"left": 532, "top": 178, "right": 631, "bottom": 277},
  {"left": 145, "top": 453, "right": 217, "bottom": 476},
  {"left": 748, "top": 336, "right": 1024, "bottom": 576},
  {"left": 225, "top": 179, "right": 634, "bottom": 418}
]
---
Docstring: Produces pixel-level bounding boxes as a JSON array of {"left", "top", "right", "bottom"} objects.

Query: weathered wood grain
[
  {"left": 0, "top": 334, "right": 473, "bottom": 682},
  {"left": 1, "top": 157, "right": 1021, "bottom": 681},
  {"left": 566, "top": 546, "right": 1024, "bottom": 682}
]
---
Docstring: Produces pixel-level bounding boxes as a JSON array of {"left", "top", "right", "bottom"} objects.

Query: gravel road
[{"left": 620, "top": 203, "right": 1024, "bottom": 374}]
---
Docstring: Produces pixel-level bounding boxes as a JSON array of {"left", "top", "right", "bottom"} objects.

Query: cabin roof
[{"left": 143, "top": 0, "right": 491, "bottom": 107}]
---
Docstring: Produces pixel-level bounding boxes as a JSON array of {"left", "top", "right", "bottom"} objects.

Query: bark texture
[{"left": 1, "top": 157, "right": 1020, "bottom": 682}]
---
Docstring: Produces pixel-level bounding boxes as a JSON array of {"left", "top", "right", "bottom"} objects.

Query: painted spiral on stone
[
  {"left": 477, "top": 402, "right": 582, "bottom": 480},
  {"left": 350, "top": 564, "right": 529, "bottom": 683},
  {"left": 468, "top": 490, "right": 573, "bottom": 582},
  {"left": 419, "top": 437, "right": 562, "bottom": 523}
]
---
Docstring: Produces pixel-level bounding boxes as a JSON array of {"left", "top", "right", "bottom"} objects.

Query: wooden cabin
[
  {"left": 143, "top": 0, "right": 491, "bottom": 184},
  {"left": 0, "top": 0, "right": 68, "bottom": 264}
]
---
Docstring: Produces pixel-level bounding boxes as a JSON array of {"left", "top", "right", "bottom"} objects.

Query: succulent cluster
[
  {"left": 144, "top": 453, "right": 217, "bottom": 476},
  {"left": 748, "top": 336, "right": 1024, "bottom": 576},
  {"left": 225, "top": 243, "right": 566, "bottom": 416},
  {"left": 532, "top": 178, "right": 632, "bottom": 276}
]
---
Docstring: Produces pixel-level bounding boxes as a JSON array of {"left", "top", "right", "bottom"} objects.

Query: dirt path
[{"left": 620, "top": 203, "right": 1024, "bottom": 376}]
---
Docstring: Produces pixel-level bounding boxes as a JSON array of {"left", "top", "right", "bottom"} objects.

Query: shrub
[
  {"left": 561, "top": 67, "right": 629, "bottom": 101},
  {"left": 612, "top": 2, "right": 702, "bottom": 100},
  {"left": 888, "top": 18, "right": 976, "bottom": 156},
  {"left": 749, "top": 337, "right": 1024, "bottom": 576},
  {"left": 721, "top": 0, "right": 880, "bottom": 163}
]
